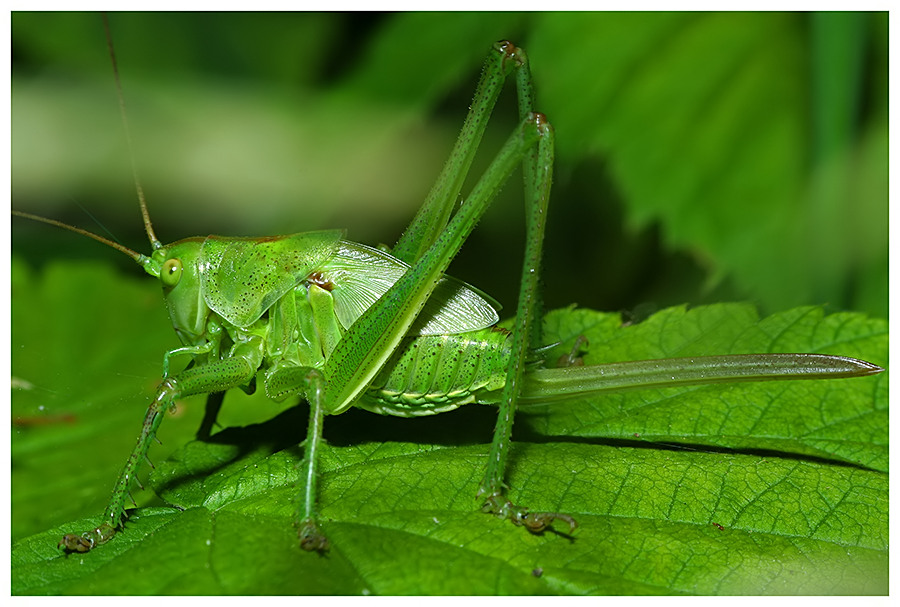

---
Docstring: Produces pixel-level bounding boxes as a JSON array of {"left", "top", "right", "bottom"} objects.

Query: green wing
[
  {"left": 199, "top": 230, "right": 344, "bottom": 327},
  {"left": 325, "top": 241, "right": 500, "bottom": 335}
]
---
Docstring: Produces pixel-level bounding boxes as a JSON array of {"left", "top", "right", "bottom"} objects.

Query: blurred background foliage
[{"left": 12, "top": 11, "right": 887, "bottom": 318}]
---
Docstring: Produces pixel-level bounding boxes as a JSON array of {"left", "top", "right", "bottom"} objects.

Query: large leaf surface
[{"left": 11, "top": 260, "right": 887, "bottom": 595}]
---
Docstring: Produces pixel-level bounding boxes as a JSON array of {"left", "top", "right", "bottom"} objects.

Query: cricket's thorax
[{"left": 257, "top": 270, "right": 512, "bottom": 416}]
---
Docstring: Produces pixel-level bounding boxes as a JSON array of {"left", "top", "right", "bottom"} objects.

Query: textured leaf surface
[
  {"left": 11, "top": 260, "right": 886, "bottom": 595},
  {"left": 533, "top": 305, "right": 888, "bottom": 471}
]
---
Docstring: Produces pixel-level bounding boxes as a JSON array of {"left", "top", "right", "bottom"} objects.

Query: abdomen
[{"left": 359, "top": 327, "right": 511, "bottom": 416}]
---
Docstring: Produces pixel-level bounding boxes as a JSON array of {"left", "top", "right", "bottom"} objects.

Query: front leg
[{"left": 59, "top": 338, "right": 263, "bottom": 553}]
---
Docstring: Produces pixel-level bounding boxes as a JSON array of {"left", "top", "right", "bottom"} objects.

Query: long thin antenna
[
  {"left": 12, "top": 210, "right": 145, "bottom": 262},
  {"left": 102, "top": 13, "right": 162, "bottom": 250}
]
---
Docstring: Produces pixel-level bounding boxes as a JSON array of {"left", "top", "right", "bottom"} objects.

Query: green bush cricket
[{"left": 12, "top": 19, "right": 883, "bottom": 558}]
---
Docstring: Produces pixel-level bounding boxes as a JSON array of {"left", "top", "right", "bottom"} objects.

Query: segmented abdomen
[{"left": 359, "top": 327, "right": 511, "bottom": 417}]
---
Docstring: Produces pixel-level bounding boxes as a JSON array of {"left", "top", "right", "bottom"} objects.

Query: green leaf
[
  {"left": 11, "top": 260, "right": 886, "bottom": 595},
  {"left": 533, "top": 305, "right": 888, "bottom": 471},
  {"left": 10, "top": 257, "right": 291, "bottom": 542},
  {"left": 528, "top": 12, "right": 887, "bottom": 316}
]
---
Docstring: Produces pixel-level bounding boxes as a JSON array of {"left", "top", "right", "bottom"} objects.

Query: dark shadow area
[
  {"left": 512, "top": 415, "right": 883, "bottom": 473},
  {"left": 201, "top": 400, "right": 501, "bottom": 450},
  {"left": 151, "top": 399, "right": 501, "bottom": 495}
]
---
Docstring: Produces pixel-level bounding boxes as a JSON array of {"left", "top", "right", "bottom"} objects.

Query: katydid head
[
  {"left": 12, "top": 210, "right": 211, "bottom": 346},
  {"left": 147, "top": 239, "right": 209, "bottom": 346}
]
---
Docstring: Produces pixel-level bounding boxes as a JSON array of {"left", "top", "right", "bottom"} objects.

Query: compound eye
[{"left": 161, "top": 258, "right": 183, "bottom": 287}]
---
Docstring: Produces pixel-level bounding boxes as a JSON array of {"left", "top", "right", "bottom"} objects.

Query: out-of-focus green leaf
[
  {"left": 527, "top": 12, "right": 887, "bottom": 316},
  {"left": 12, "top": 257, "right": 184, "bottom": 540},
  {"left": 10, "top": 258, "right": 288, "bottom": 542}
]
